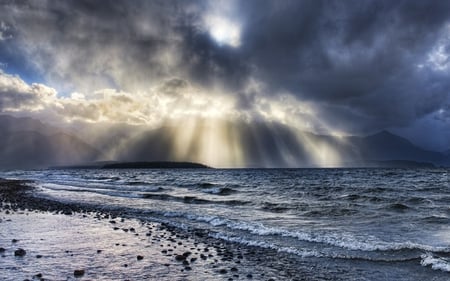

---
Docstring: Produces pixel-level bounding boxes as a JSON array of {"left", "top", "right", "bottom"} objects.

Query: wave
[
  {"left": 175, "top": 182, "right": 240, "bottom": 196},
  {"left": 175, "top": 182, "right": 218, "bottom": 189},
  {"left": 386, "top": 203, "right": 410, "bottom": 211},
  {"left": 303, "top": 207, "right": 359, "bottom": 217},
  {"left": 201, "top": 187, "right": 236, "bottom": 196},
  {"left": 210, "top": 232, "right": 324, "bottom": 258},
  {"left": 261, "top": 202, "right": 291, "bottom": 213},
  {"left": 158, "top": 211, "right": 450, "bottom": 254},
  {"left": 420, "top": 216, "right": 450, "bottom": 224},
  {"left": 40, "top": 184, "right": 144, "bottom": 199},
  {"left": 126, "top": 181, "right": 149, "bottom": 186},
  {"left": 340, "top": 194, "right": 386, "bottom": 203},
  {"left": 421, "top": 253, "right": 450, "bottom": 272},
  {"left": 197, "top": 182, "right": 216, "bottom": 189},
  {"left": 141, "top": 193, "right": 249, "bottom": 206},
  {"left": 209, "top": 233, "right": 429, "bottom": 263}
]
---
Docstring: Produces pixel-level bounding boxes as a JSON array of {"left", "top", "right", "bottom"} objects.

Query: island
[{"left": 101, "top": 161, "right": 210, "bottom": 169}]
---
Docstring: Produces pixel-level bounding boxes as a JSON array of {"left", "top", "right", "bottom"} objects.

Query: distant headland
[
  {"left": 102, "top": 161, "right": 210, "bottom": 169},
  {"left": 51, "top": 161, "right": 210, "bottom": 170}
]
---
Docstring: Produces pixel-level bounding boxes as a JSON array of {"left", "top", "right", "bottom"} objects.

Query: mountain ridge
[
  {"left": 0, "top": 115, "right": 102, "bottom": 169},
  {"left": 0, "top": 115, "right": 448, "bottom": 169}
]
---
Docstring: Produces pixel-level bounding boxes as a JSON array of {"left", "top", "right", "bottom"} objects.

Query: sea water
[{"left": 2, "top": 168, "right": 450, "bottom": 280}]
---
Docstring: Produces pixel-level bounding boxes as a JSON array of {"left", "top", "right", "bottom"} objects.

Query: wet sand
[{"left": 0, "top": 179, "right": 322, "bottom": 281}]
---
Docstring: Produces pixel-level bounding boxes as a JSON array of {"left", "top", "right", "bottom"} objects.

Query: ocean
[{"left": 2, "top": 168, "right": 450, "bottom": 280}]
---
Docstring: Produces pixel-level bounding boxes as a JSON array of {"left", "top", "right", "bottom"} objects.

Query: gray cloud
[
  {"left": 0, "top": 0, "right": 449, "bottom": 150},
  {"left": 0, "top": 0, "right": 190, "bottom": 93},
  {"left": 0, "top": 71, "right": 56, "bottom": 111},
  {"left": 235, "top": 1, "right": 450, "bottom": 128}
]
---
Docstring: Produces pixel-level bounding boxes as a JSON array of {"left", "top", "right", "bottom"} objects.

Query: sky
[{"left": 0, "top": 0, "right": 450, "bottom": 155}]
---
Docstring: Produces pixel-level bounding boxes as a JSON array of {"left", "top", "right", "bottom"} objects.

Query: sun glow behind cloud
[
  {"left": 202, "top": 0, "right": 242, "bottom": 48},
  {"left": 205, "top": 15, "right": 241, "bottom": 48}
]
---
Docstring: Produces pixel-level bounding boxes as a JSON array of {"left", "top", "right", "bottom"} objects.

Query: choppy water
[{"left": 3, "top": 168, "right": 450, "bottom": 279}]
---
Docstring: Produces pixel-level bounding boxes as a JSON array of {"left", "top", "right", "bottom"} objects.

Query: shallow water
[
  {"left": 2, "top": 168, "right": 450, "bottom": 279},
  {"left": 0, "top": 210, "right": 251, "bottom": 281}
]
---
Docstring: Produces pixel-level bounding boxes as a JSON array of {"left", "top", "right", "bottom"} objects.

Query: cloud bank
[{"left": 0, "top": 0, "right": 449, "bottom": 150}]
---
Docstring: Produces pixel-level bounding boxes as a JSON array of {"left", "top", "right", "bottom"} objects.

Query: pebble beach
[{"left": 0, "top": 179, "right": 321, "bottom": 281}]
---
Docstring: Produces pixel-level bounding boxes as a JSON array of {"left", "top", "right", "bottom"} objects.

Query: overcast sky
[{"left": 0, "top": 0, "right": 449, "bottom": 151}]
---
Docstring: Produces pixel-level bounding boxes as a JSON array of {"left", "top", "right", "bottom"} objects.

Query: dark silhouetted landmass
[
  {"left": 362, "top": 160, "right": 436, "bottom": 168},
  {"left": 350, "top": 131, "right": 447, "bottom": 166},
  {"left": 115, "top": 122, "right": 450, "bottom": 168},
  {"left": 102, "top": 161, "right": 210, "bottom": 169},
  {"left": 49, "top": 161, "right": 118, "bottom": 170},
  {"left": 0, "top": 115, "right": 102, "bottom": 169},
  {"left": 1, "top": 115, "right": 449, "bottom": 169}
]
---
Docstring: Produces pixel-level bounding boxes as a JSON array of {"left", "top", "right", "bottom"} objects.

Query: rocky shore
[{"left": 0, "top": 178, "right": 328, "bottom": 281}]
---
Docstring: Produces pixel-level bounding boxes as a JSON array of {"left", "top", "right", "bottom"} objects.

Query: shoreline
[
  {"left": 2, "top": 178, "right": 448, "bottom": 280},
  {"left": 0, "top": 178, "right": 315, "bottom": 281}
]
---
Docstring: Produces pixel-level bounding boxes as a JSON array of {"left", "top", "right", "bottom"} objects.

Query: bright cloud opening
[{"left": 205, "top": 15, "right": 241, "bottom": 48}]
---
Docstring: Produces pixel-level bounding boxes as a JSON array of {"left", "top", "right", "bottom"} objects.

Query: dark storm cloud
[
  {"left": 178, "top": 27, "right": 251, "bottom": 91},
  {"left": 0, "top": 0, "right": 198, "bottom": 92},
  {"left": 0, "top": 0, "right": 449, "bottom": 148},
  {"left": 180, "top": 0, "right": 450, "bottom": 136},
  {"left": 232, "top": 0, "right": 450, "bottom": 131}
]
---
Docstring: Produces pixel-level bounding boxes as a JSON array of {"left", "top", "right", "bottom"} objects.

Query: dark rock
[
  {"left": 35, "top": 273, "right": 43, "bottom": 278},
  {"left": 246, "top": 274, "right": 253, "bottom": 279},
  {"left": 190, "top": 257, "right": 197, "bottom": 263},
  {"left": 0, "top": 247, "right": 5, "bottom": 252},
  {"left": 137, "top": 255, "right": 144, "bottom": 260},
  {"left": 73, "top": 269, "right": 85, "bottom": 277},
  {"left": 175, "top": 254, "right": 186, "bottom": 261},
  {"left": 231, "top": 267, "right": 238, "bottom": 272},
  {"left": 109, "top": 220, "right": 116, "bottom": 224},
  {"left": 12, "top": 239, "right": 19, "bottom": 243},
  {"left": 219, "top": 269, "right": 227, "bottom": 274},
  {"left": 14, "top": 248, "right": 26, "bottom": 256},
  {"left": 36, "top": 254, "right": 43, "bottom": 258},
  {"left": 97, "top": 250, "right": 102, "bottom": 254},
  {"left": 182, "top": 251, "right": 191, "bottom": 258},
  {"left": 185, "top": 266, "right": 192, "bottom": 271}
]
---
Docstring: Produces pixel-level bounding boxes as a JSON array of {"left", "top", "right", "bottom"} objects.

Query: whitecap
[{"left": 421, "top": 253, "right": 450, "bottom": 272}]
